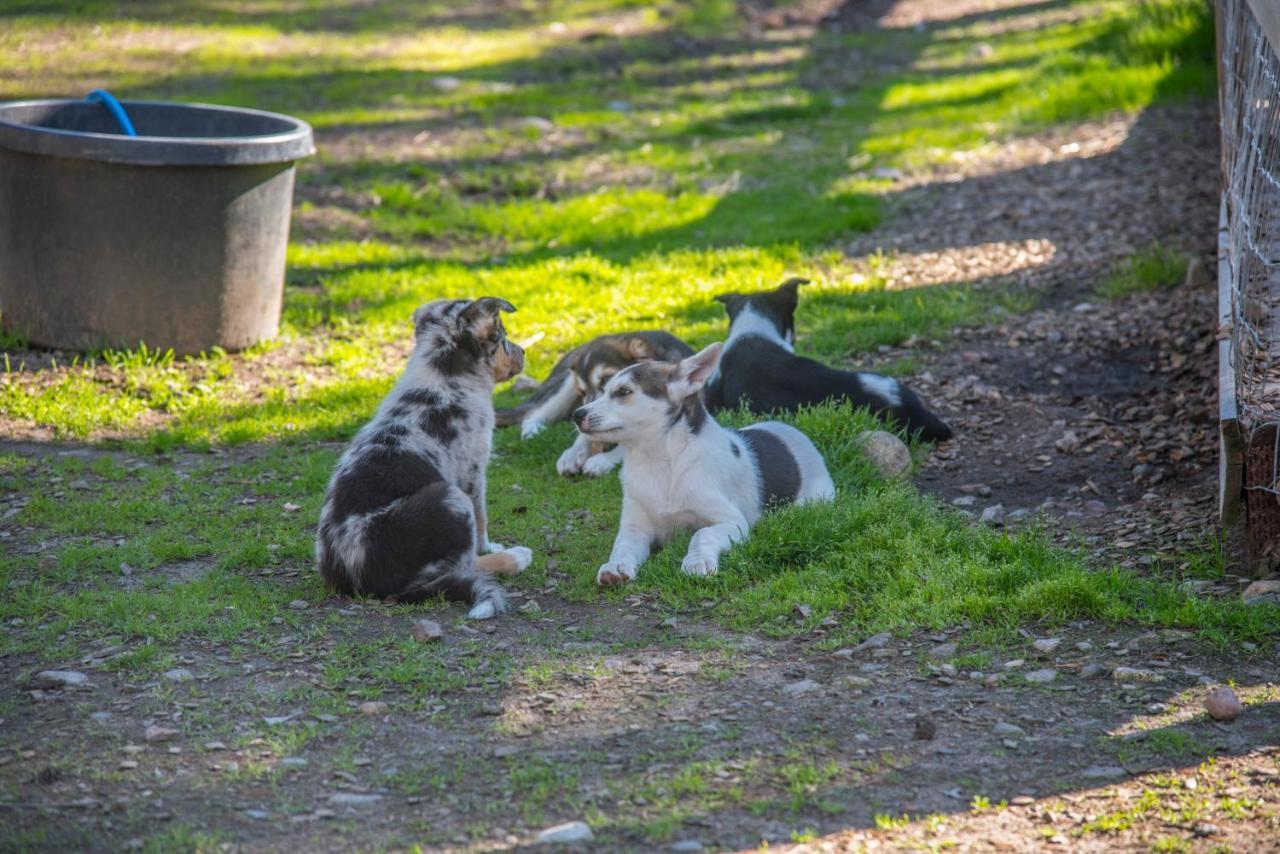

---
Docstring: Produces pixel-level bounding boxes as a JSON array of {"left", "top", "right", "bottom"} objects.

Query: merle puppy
[
  {"left": 316, "top": 297, "right": 532, "bottom": 619},
  {"left": 704, "top": 278, "right": 953, "bottom": 442}
]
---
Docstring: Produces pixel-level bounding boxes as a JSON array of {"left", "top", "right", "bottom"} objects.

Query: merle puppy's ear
[
  {"left": 669, "top": 342, "right": 723, "bottom": 400},
  {"left": 459, "top": 297, "right": 516, "bottom": 338},
  {"left": 460, "top": 297, "right": 516, "bottom": 323}
]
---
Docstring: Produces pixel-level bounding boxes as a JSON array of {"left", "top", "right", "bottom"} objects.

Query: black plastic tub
[{"left": 0, "top": 99, "right": 315, "bottom": 355}]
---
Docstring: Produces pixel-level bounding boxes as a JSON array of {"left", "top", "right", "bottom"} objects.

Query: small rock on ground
[
  {"left": 535, "top": 821, "right": 593, "bottom": 844},
  {"left": 412, "top": 619, "right": 443, "bottom": 642},
  {"left": 1242, "top": 579, "right": 1280, "bottom": 605},
  {"left": 981, "top": 504, "right": 1006, "bottom": 526},
  {"left": 1205, "top": 686, "right": 1244, "bottom": 721},
  {"left": 1032, "top": 638, "right": 1061, "bottom": 654},
  {"left": 144, "top": 725, "right": 179, "bottom": 743},
  {"left": 329, "top": 792, "right": 383, "bottom": 807},
  {"left": 782, "top": 679, "right": 821, "bottom": 697},
  {"left": 36, "top": 670, "right": 89, "bottom": 688},
  {"left": 162, "top": 668, "right": 194, "bottom": 682},
  {"left": 1082, "top": 765, "right": 1128, "bottom": 779},
  {"left": 359, "top": 701, "right": 388, "bottom": 715},
  {"left": 670, "top": 842, "right": 703, "bottom": 852},
  {"left": 1024, "top": 668, "right": 1057, "bottom": 684},
  {"left": 1112, "top": 666, "right": 1163, "bottom": 683},
  {"left": 928, "top": 642, "right": 957, "bottom": 659},
  {"left": 856, "top": 632, "right": 891, "bottom": 651}
]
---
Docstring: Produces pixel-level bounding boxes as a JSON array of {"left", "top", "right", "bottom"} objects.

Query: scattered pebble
[
  {"left": 329, "top": 792, "right": 383, "bottom": 807},
  {"left": 35, "top": 670, "right": 89, "bottom": 688},
  {"left": 162, "top": 668, "right": 194, "bottom": 682},
  {"left": 144, "top": 725, "right": 179, "bottom": 743},
  {"left": 1080, "top": 663, "right": 1110, "bottom": 679},
  {"left": 1032, "top": 638, "right": 1061, "bottom": 654},
  {"left": 980, "top": 504, "right": 1006, "bottom": 526},
  {"left": 1242, "top": 579, "right": 1280, "bottom": 605},
  {"left": 782, "top": 679, "right": 821, "bottom": 697},
  {"left": 279, "top": 757, "right": 308, "bottom": 769},
  {"left": 1112, "top": 667, "right": 1163, "bottom": 684},
  {"left": 1002, "top": 659, "right": 1025, "bottom": 670},
  {"left": 359, "top": 701, "right": 388, "bottom": 716},
  {"left": 535, "top": 821, "right": 594, "bottom": 844},
  {"left": 287, "top": 599, "right": 309, "bottom": 611},
  {"left": 670, "top": 841, "right": 703, "bottom": 852},
  {"left": 1204, "top": 687, "right": 1244, "bottom": 722},
  {"left": 412, "top": 619, "right": 443, "bottom": 643},
  {"left": 1024, "top": 668, "right": 1057, "bottom": 684},
  {"left": 1075, "top": 641, "right": 1093, "bottom": 652},
  {"left": 1081, "top": 765, "right": 1127, "bottom": 779},
  {"left": 856, "top": 633, "right": 891, "bottom": 651},
  {"left": 927, "top": 642, "right": 957, "bottom": 659},
  {"left": 859, "top": 431, "right": 912, "bottom": 478},
  {"left": 521, "top": 116, "right": 554, "bottom": 132},
  {"left": 993, "top": 722, "right": 1026, "bottom": 737}
]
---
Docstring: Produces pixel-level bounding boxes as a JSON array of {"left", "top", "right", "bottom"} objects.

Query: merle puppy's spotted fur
[{"left": 316, "top": 297, "right": 532, "bottom": 619}]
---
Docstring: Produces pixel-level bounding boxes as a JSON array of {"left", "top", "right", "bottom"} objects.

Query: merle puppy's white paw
[
  {"left": 581, "top": 453, "right": 620, "bottom": 478},
  {"left": 520, "top": 420, "right": 546, "bottom": 440},
  {"left": 504, "top": 546, "right": 533, "bottom": 573},
  {"left": 483, "top": 540, "right": 506, "bottom": 554},
  {"left": 556, "top": 443, "right": 589, "bottom": 476},
  {"left": 680, "top": 554, "right": 718, "bottom": 577},
  {"left": 596, "top": 562, "right": 636, "bottom": 587}
]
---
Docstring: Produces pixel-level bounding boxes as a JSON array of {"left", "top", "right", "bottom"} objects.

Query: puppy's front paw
[
  {"left": 520, "top": 420, "right": 546, "bottom": 440},
  {"left": 482, "top": 540, "right": 506, "bottom": 554},
  {"left": 596, "top": 562, "right": 636, "bottom": 587},
  {"left": 556, "top": 443, "right": 589, "bottom": 476},
  {"left": 503, "top": 546, "right": 533, "bottom": 574},
  {"left": 467, "top": 592, "right": 508, "bottom": 620},
  {"left": 680, "top": 554, "right": 718, "bottom": 577},
  {"left": 581, "top": 453, "right": 620, "bottom": 478}
]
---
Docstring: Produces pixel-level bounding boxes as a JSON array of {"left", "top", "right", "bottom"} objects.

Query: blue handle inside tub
[{"left": 87, "top": 89, "right": 137, "bottom": 137}]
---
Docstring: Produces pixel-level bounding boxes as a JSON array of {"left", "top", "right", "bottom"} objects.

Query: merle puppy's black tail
[{"left": 891, "top": 384, "right": 953, "bottom": 443}]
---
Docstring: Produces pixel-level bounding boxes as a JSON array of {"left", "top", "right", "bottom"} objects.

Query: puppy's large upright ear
[
  {"left": 776, "top": 277, "right": 810, "bottom": 295},
  {"left": 459, "top": 297, "right": 516, "bottom": 338},
  {"left": 669, "top": 342, "right": 723, "bottom": 400},
  {"left": 713, "top": 292, "right": 745, "bottom": 318}
]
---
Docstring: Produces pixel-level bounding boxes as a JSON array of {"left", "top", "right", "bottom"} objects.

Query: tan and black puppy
[
  {"left": 496, "top": 330, "right": 693, "bottom": 436},
  {"left": 316, "top": 297, "right": 532, "bottom": 619},
  {"left": 494, "top": 330, "right": 694, "bottom": 476}
]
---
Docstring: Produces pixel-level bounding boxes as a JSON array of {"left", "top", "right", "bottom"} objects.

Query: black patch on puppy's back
[{"left": 737, "top": 427, "right": 801, "bottom": 509}]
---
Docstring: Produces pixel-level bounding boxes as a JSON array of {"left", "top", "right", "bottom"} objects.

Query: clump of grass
[{"left": 1096, "top": 243, "right": 1187, "bottom": 299}]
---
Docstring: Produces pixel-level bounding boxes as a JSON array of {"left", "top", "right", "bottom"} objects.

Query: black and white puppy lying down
[
  {"left": 573, "top": 342, "right": 835, "bottom": 586},
  {"left": 704, "top": 278, "right": 953, "bottom": 443},
  {"left": 316, "top": 298, "right": 533, "bottom": 619},
  {"left": 494, "top": 330, "right": 694, "bottom": 476}
]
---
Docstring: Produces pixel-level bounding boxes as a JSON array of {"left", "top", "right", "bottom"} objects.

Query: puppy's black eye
[{"left": 612, "top": 386, "right": 632, "bottom": 399}]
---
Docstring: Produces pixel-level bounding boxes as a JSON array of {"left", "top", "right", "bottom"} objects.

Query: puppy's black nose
[{"left": 572, "top": 406, "right": 588, "bottom": 429}]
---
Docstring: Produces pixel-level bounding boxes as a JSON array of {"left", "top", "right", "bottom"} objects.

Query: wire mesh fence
[{"left": 1218, "top": 0, "right": 1280, "bottom": 557}]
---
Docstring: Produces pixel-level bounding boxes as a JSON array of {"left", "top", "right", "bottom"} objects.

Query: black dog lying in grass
[{"left": 704, "top": 278, "right": 953, "bottom": 442}]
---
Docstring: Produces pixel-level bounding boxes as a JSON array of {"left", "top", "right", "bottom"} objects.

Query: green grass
[
  {"left": 1095, "top": 242, "right": 1188, "bottom": 299},
  {"left": 1, "top": 0, "right": 1216, "bottom": 441},
  {"left": 1, "top": 0, "right": 1273, "bottom": 683}
]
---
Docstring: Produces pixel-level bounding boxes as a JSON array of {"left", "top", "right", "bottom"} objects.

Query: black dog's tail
[{"left": 892, "top": 385, "right": 953, "bottom": 443}]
